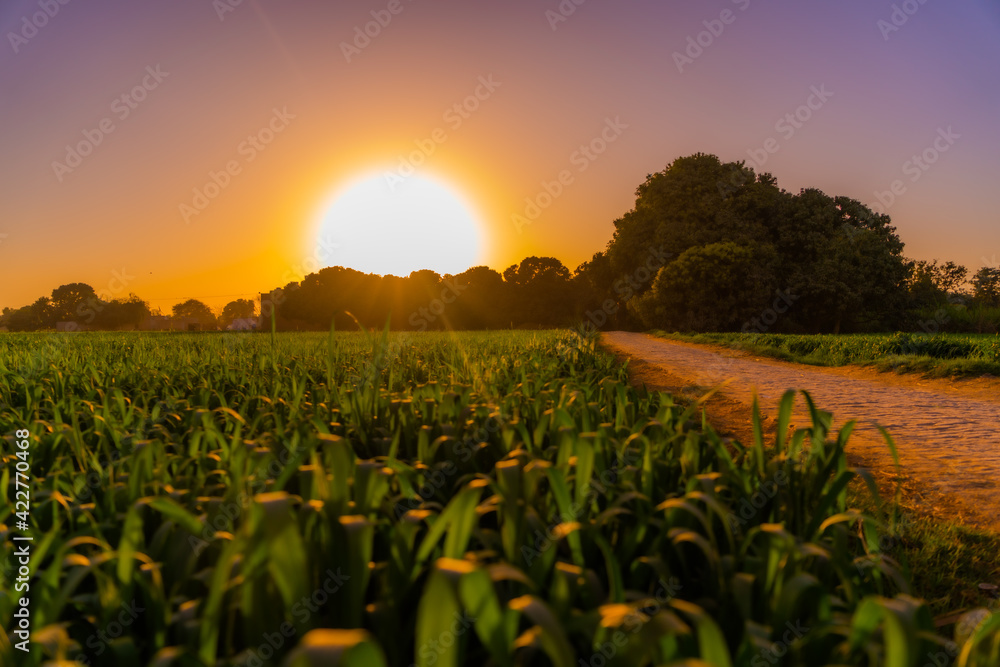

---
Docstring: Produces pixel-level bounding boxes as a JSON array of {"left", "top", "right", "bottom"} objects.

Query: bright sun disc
[{"left": 317, "top": 173, "right": 484, "bottom": 277}]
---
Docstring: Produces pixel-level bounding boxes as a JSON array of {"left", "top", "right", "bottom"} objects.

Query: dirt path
[{"left": 601, "top": 332, "right": 1000, "bottom": 532}]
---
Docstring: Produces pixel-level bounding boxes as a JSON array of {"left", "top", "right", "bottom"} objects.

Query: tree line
[
  {"left": 3, "top": 153, "right": 999, "bottom": 334},
  {"left": 0, "top": 284, "right": 257, "bottom": 332}
]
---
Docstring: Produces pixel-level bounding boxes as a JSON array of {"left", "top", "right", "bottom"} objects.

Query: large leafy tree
[
  {"left": 608, "top": 154, "right": 909, "bottom": 333},
  {"left": 50, "top": 283, "right": 98, "bottom": 323},
  {"left": 96, "top": 295, "right": 151, "bottom": 329},
  {"left": 5, "top": 297, "right": 55, "bottom": 331},
  {"left": 502, "top": 257, "right": 574, "bottom": 326},
  {"left": 631, "top": 242, "right": 767, "bottom": 332},
  {"left": 446, "top": 266, "right": 505, "bottom": 329},
  {"left": 172, "top": 299, "right": 217, "bottom": 330},
  {"left": 775, "top": 191, "right": 909, "bottom": 332},
  {"left": 219, "top": 299, "right": 257, "bottom": 329}
]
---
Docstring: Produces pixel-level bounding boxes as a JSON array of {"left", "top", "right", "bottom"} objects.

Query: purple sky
[{"left": 2, "top": 0, "right": 998, "bottom": 310}]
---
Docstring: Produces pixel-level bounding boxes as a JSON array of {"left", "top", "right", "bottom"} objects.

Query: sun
[{"left": 315, "top": 172, "right": 484, "bottom": 277}]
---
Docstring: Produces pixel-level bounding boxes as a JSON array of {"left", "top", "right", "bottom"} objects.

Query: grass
[
  {"left": 651, "top": 331, "right": 1000, "bottom": 379},
  {"left": 1, "top": 329, "right": 999, "bottom": 666},
  {"left": 845, "top": 482, "right": 1000, "bottom": 619}
]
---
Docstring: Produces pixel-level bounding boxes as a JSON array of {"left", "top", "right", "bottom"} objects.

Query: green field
[
  {"left": 1, "top": 331, "right": 998, "bottom": 666},
  {"left": 652, "top": 331, "right": 1000, "bottom": 379}
]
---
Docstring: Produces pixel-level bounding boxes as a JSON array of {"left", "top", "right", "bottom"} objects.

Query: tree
[
  {"left": 172, "top": 299, "right": 217, "bottom": 330},
  {"left": 907, "top": 260, "right": 969, "bottom": 308},
  {"left": 777, "top": 191, "right": 908, "bottom": 332},
  {"left": 502, "top": 257, "right": 574, "bottom": 326},
  {"left": 631, "top": 242, "right": 765, "bottom": 332},
  {"left": 96, "top": 295, "right": 151, "bottom": 330},
  {"left": 6, "top": 297, "right": 55, "bottom": 331},
  {"left": 573, "top": 250, "right": 640, "bottom": 330},
  {"left": 50, "top": 283, "right": 97, "bottom": 323},
  {"left": 446, "top": 266, "right": 505, "bottom": 329},
  {"left": 605, "top": 154, "right": 910, "bottom": 333},
  {"left": 972, "top": 267, "right": 1000, "bottom": 307},
  {"left": 219, "top": 299, "right": 257, "bottom": 329}
]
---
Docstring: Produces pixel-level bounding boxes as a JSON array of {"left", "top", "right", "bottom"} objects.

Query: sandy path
[{"left": 601, "top": 332, "right": 1000, "bottom": 531}]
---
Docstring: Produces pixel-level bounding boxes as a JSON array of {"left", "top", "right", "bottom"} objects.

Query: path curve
[{"left": 602, "top": 332, "right": 1000, "bottom": 531}]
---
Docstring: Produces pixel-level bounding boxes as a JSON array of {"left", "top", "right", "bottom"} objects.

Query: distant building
[
  {"left": 227, "top": 318, "right": 258, "bottom": 331},
  {"left": 259, "top": 283, "right": 299, "bottom": 329},
  {"left": 175, "top": 317, "right": 202, "bottom": 331}
]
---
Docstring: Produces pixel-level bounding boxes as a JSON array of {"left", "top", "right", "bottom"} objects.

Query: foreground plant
[{"left": 0, "top": 331, "right": 997, "bottom": 666}]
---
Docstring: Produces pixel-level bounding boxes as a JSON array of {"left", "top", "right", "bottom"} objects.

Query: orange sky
[{"left": 2, "top": 0, "right": 999, "bottom": 311}]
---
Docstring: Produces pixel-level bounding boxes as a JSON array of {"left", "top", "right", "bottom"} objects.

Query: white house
[{"left": 227, "top": 318, "right": 258, "bottom": 331}]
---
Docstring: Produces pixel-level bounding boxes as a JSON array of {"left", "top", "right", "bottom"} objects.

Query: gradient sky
[{"left": 2, "top": 0, "right": 999, "bottom": 311}]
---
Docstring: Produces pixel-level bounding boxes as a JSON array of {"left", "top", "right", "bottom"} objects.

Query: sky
[{"left": 2, "top": 0, "right": 999, "bottom": 312}]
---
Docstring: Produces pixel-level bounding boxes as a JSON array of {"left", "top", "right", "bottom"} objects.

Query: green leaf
[
  {"left": 509, "top": 595, "right": 575, "bottom": 667},
  {"left": 284, "top": 629, "right": 388, "bottom": 667},
  {"left": 116, "top": 503, "right": 144, "bottom": 586},
  {"left": 416, "top": 559, "right": 474, "bottom": 667},
  {"left": 459, "top": 568, "right": 513, "bottom": 667},
  {"left": 147, "top": 497, "right": 204, "bottom": 536}
]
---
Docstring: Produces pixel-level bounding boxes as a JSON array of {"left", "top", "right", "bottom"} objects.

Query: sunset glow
[
  {"left": 315, "top": 173, "right": 484, "bottom": 277},
  {"left": 2, "top": 1, "right": 999, "bottom": 311}
]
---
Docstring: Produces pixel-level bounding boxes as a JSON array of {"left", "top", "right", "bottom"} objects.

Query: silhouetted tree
[
  {"left": 50, "top": 283, "right": 97, "bottom": 323},
  {"left": 608, "top": 154, "right": 909, "bottom": 333},
  {"left": 445, "top": 266, "right": 505, "bottom": 329},
  {"left": 502, "top": 257, "right": 574, "bottom": 326},
  {"left": 172, "top": 299, "right": 217, "bottom": 330},
  {"left": 631, "top": 242, "right": 764, "bottom": 332},
  {"left": 972, "top": 267, "right": 1000, "bottom": 307},
  {"left": 94, "top": 295, "right": 151, "bottom": 330},
  {"left": 219, "top": 299, "right": 257, "bottom": 329},
  {"left": 6, "top": 297, "right": 55, "bottom": 331}
]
